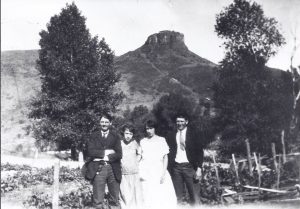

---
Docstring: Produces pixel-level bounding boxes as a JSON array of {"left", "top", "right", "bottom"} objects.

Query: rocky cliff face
[
  {"left": 115, "top": 30, "right": 218, "bottom": 109},
  {"left": 142, "top": 31, "right": 188, "bottom": 53}
]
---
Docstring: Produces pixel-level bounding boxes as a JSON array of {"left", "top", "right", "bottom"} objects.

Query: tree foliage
[
  {"left": 213, "top": 0, "right": 293, "bottom": 156},
  {"left": 152, "top": 93, "right": 197, "bottom": 136},
  {"left": 151, "top": 93, "right": 214, "bottom": 146},
  {"left": 289, "top": 66, "right": 300, "bottom": 150},
  {"left": 215, "top": 0, "right": 285, "bottom": 64},
  {"left": 116, "top": 105, "right": 151, "bottom": 141},
  {"left": 29, "top": 3, "right": 123, "bottom": 153}
]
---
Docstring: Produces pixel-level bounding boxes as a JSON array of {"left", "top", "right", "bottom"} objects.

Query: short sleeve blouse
[{"left": 121, "top": 140, "right": 141, "bottom": 175}]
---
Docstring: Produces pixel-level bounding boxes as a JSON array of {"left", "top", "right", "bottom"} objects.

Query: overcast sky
[{"left": 1, "top": 0, "right": 300, "bottom": 70}]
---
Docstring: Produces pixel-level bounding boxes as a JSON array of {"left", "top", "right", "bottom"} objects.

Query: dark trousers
[
  {"left": 171, "top": 162, "right": 200, "bottom": 205},
  {"left": 92, "top": 164, "right": 120, "bottom": 209}
]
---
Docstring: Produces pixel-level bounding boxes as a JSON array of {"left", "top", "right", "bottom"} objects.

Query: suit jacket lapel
[
  {"left": 106, "top": 132, "right": 112, "bottom": 147},
  {"left": 98, "top": 131, "right": 107, "bottom": 147},
  {"left": 172, "top": 131, "right": 177, "bottom": 151},
  {"left": 185, "top": 128, "right": 191, "bottom": 150},
  {"left": 106, "top": 131, "right": 116, "bottom": 147}
]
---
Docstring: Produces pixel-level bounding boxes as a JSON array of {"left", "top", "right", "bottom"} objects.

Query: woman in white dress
[{"left": 139, "top": 119, "right": 177, "bottom": 209}]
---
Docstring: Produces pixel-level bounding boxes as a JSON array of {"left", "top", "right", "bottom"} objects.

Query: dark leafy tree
[
  {"left": 151, "top": 93, "right": 215, "bottom": 146},
  {"left": 213, "top": 0, "right": 293, "bottom": 156},
  {"left": 122, "top": 105, "right": 151, "bottom": 141},
  {"left": 151, "top": 93, "right": 214, "bottom": 146},
  {"left": 215, "top": 0, "right": 285, "bottom": 64},
  {"left": 193, "top": 98, "right": 216, "bottom": 147},
  {"left": 114, "top": 105, "right": 151, "bottom": 141},
  {"left": 289, "top": 65, "right": 300, "bottom": 150},
  {"left": 29, "top": 3, "right": 123, "bottom": 158},
  {"left": 152, "top": 93, "right": 197, "bottom": 136},
  {"left": 289, "top": 29, "right": 300, "bottom": 150}
]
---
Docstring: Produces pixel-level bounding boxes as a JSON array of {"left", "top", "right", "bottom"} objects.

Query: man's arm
[
  {"left": 193, "top": 130, "right": 204, "bottom": 180},
  {"left": 194, "top": 143, "right": 204, "bottom": 180},
  {"left": 107, "top": 134, "right": 122, "bottom": 162},
  {"left": 195, "top": 141, "right": 204, "bottom": 168},
  {"left": 86, "top": 134, "right": 105, "bottom": 158}
]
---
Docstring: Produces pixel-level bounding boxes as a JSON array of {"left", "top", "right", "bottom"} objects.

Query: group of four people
[{"left": 84, "top": 113, "right": 204, "bottom": 209}]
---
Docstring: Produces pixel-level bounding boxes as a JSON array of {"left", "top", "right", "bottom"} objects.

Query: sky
[{"left": 1, "top": 0, "right": 300, "bottom": 70}]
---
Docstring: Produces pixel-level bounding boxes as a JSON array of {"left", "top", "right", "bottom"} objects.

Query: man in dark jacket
[
  {"left": 166, "top": 113, "right": 203, "bottom": 206},
  {"left": 85, "top": 113, "right": 122, "bottom": 209}
]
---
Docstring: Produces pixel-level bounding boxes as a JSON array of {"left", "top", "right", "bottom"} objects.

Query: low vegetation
[{"left": 1, "top": 158, "right": 299, "bottom": 208}]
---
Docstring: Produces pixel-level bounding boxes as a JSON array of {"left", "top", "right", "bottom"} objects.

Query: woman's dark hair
[
  {"left": 145, "top": 119, "right": 157, "bottom": 129},
  {"left": 121, "top": 123, "right": 135, "bottom": 135}
]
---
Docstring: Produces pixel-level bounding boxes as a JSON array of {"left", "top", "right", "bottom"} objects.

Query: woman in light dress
[
  {"left": 119, "top": 124, "right": 143, "bottom": 209},
  {"left": 139, "top": 120, "right": 177, "bottom": 209}
]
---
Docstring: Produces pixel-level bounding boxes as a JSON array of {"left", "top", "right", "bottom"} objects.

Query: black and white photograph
[{"left": 1, "top": 0, "right": 300, "bottom": 208}]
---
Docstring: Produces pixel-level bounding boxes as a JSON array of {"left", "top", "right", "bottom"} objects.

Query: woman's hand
[{"left": 160, "top": 173, "right": 166, "bottom": 184}]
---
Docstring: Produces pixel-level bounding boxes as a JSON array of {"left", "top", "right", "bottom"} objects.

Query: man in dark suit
[
  {"left": 166, "top": 113, "right": 203, "bottom": 206},
  {"left": 85, "top": 113, "right": 122, "bottom": 209}
]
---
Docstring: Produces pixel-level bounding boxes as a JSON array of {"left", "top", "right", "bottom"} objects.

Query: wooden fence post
[
  {"left": 281, "top": 130, "right": 286, "bottom": 163},
  {"left": 299, "top": 159, "right": 300, "bottom": 185},
  {"left": 232, "top": 154, "right": 240, "bottom": 184},
  {"left": 253, "top": 152, "right": 261, "bottom": 189},
  {"left": 271, "top": 143, "right": 277, "bottom": 170},
  {"left": 245, "top": 139, "right": 253, "bottom": 176},
  {"left": 78, "top": 151, "right": 84, "bottom": 167},
  {"left": 253, "top": 152, "right": 258, "bottom": 168},
  {"left": 213, "top": 154, "right": 220, "bottom": 189},
  {"left": 276, "top": 154, "right": 281, "bottom": 190},
  {"left": 258, "top": 153, "right": 261, "bottom": 189},
  {"left": 53, "top": 160, "right": 60, "bottom": 209},
  {"left": 34, "top": 148, "right": 39, "bottom": 159}
]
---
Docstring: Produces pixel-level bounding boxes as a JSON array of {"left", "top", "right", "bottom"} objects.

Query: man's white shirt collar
[
  {"left": 177, "top": 127, "right": 187, "bottom": 134},
  {"left": 101, "top": 130, "right": 109, "bottom": 138},
  {"left": 175, "top": 127, "right": 189, "bottom": 163}
]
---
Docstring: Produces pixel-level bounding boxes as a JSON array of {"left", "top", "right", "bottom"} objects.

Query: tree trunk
[{"left": 71, "top": 147, "right": 78, "bottom": 161}]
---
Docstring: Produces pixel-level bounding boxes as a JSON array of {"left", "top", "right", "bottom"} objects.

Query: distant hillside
[
  {"left": 1, "top": 50, "right": 40, "bottom": 153},
  {"left": 1, "top": 31, "right": 287, "bottom": 153},
  {"left": 1, "top": 31, "right": 219, "bottom": 152},
  {"left": 115, "top": 30, "right": 218, "bottom": 108}
]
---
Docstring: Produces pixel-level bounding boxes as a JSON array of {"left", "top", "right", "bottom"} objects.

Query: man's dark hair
[
  {"left": 145, "top": 119, "right": 157, "bottom": 129},
  {"left": 100, "top": 113, "right": 113, "bottom": 122},
  {"left": 175, "top": 112, "right": 189, "bottom": 121}
]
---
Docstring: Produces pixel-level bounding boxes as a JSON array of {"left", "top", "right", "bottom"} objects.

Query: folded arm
[
  {"left": 87, "top": 146, "right": 105, "bottom": 158},
  {"left": 106, "top": 136, "right": 122, "bottom": 162}
]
